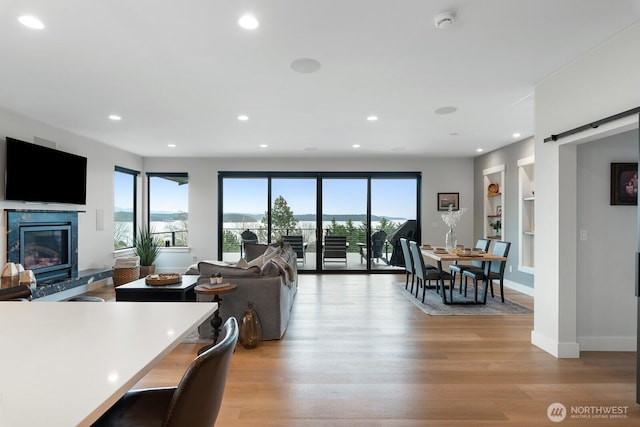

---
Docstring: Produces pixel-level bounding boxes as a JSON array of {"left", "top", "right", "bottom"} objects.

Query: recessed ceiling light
[
  {"left": 352, "top": 144, "right": 361, "bottom": 149},
  {"left": 513, "top": 132, "right": 521, "bottom": 138},
  {"left": 434, "top": 106, "right": 457, "bottom": 115},
  {"left": 290, "top": 58, "right": 321, "bottom": 74},
  {"left": 434, "top": 12, "right": 455, "bottom": 30},
  {"left": 476, "top": 148, "right": 484, "bottom": 153},
  {"left": 237, "top": 115, "right": 249, "bottom": 121},
  {"left": 366, "top": 115, "right": 378, "bottom": 121},
  {"left": 18, "top": 15, "right": 44, "bottom": 30},
  {"left": 259, "top": 144, "right": 268, "bottom": 148},
  {"left": 108, "top": 115, "right": 122, "bottom": 121},
  {"left": 168, "top": 144, "right": 176, "bottom": 148},
  {"left": 238, "top": 14, "right": 259, "bottom": 30}
]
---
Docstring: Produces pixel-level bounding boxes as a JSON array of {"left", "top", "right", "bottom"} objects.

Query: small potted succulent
[{"left": 210, "top": 272, "right": 223, "bottom": 284}]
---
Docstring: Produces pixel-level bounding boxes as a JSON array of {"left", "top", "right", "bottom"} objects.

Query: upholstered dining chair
[
  {"left": 408, "top": 240, "right": 453, "bottom": 303},
  {"left": 461, "top": 240, "right": 511, "bottom": 303},
  {"left": 399, "top": 238, "right": 415, "bottom": 292},
  {"left": 448, "top": 238, "right": 491, "bottom": 291},
  {"left": 92, "top": 317, "right": 239, "bottom": 427}
]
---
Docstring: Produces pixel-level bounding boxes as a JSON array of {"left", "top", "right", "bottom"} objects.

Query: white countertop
[{"left": 0, "top": 301, "right": 217, "bottom": 426}]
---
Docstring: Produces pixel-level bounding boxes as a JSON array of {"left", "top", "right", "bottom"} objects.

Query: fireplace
[{"left": 7, "top": 210, "right": 78, "bottom": 285}]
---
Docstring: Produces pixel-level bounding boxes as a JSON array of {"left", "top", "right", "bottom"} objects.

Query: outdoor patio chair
[
  {"left": 282, "top": 235, "right": 306, "bottom": 264},
  {"left": 323, "top": 235, "right": 348, "bottom": 265},
  {"left": 240, "top": 229, "right": 258, "bottom": 259}
]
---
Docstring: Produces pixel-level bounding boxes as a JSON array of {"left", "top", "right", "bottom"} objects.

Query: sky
[
  {"left": 115, "top": 175, "right": 418, "bottom": 218},
  {"left": 224, "top": 178, "right": 417, "bottom": 219}
]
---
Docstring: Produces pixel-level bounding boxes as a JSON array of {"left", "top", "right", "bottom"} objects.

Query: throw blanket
[{"left": 269, "top": 256, "right": 295, "bottom": 285}]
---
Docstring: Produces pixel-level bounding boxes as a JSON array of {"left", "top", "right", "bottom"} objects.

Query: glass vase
[
  {"left": 445, "top": 227, "right": 457, "bottom": 251},
  {"left": 239, "top": 302, "right": 263, "bottom": 349}
]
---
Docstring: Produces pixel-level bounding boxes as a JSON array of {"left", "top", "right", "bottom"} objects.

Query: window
[
  {"left": 114, "top": 167, "right": 138, "bottom": 250},
  {"left": 147, "top": 173, "right": 189, "bottom": 247}
]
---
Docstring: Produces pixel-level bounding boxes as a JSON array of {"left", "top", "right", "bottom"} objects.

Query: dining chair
[
  {"left": 449, "top": 238, "right": 491, "bottom": 291},
  {"left": 399, "top": 238, "right": 415, "bottom": 292},
  {"left": 409, "top": 240, "right": 453, "bottom": 303},
  {"left": 461, "top": 240, "right": 511, "bottom": 303},
  {"left": 91, "top": 317, "right": 239, "bottom": 427}
]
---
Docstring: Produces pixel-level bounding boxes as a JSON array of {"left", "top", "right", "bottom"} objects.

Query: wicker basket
[{"left": 112, "top": 266, "right": 140, "bottom": 287}]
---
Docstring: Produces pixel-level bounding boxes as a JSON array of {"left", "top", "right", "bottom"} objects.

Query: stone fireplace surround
[{"left": 5, "top": 210, "right": 111, "bottom": 299}]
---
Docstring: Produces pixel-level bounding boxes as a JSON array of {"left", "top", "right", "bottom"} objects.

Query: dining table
[
  {"left": 421, "top": 247, "right": 507, "bottom": 305},
  {"left": 0, "top": 300, "right": 217, "bottom": 427}
]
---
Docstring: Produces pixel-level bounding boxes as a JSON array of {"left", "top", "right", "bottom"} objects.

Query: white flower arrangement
[{"left": 441, "top": 204, "right": 467, "bottom": 228}]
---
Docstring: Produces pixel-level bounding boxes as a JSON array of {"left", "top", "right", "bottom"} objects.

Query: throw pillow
[
  {"left": 235, "top": 258, "right": 249, "bottom": 269},
  {"left": 245, "top": 243, "right": 268, "bottom": 261}
]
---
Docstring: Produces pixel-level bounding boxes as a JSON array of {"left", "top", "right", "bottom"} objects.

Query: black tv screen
[{"left": 5, "top": 137, "right": 87, "bottom": 205}]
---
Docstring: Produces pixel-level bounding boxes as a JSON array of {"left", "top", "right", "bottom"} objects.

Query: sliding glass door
[
  {"left": 321, "top": 178, "right": 367, "bottom": 271},
  {"left": 271, "top": 178, "right": 317, "bottom": 271},
  {"left": 219, "top": 172, "right": 420, "bottom": 273}
]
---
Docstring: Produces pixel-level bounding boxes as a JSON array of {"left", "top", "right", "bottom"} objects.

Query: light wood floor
[{"left": 87, "top": 275, "right": 639, "bottom": 426}]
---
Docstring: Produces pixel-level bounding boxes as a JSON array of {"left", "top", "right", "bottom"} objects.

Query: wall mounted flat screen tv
[{"left": 4, "top": 137, "right": 87, "bottom": 205}]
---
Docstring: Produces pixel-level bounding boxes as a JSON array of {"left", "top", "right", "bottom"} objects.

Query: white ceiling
[{"left": 1, "top": 1, "right": 640, "bottom": 158}]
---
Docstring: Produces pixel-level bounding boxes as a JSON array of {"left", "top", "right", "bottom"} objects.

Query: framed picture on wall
[
  {"left": 610, "top": 162, "right": 638, "bottom": 205},
  {"left": 437, "top": 192, "right": 459, "bottom": 211}
]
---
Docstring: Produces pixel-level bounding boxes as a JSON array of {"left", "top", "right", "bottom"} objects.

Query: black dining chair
[
  {"left": 91, "top": 317, "right": 239, "bottom": 427},
  {"left": 449, "top": 238, "right": 491, "bottom": 292},
  {"left": 409, "top": 240, "right": 453, "bottom": 303},
  {"left": 461, "top": 240, "right": 511, "bottom": 303}
]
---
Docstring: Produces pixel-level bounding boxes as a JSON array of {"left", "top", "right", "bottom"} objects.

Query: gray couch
[{"left": 185, "top": 243, "right": 297, "bottom": 340}]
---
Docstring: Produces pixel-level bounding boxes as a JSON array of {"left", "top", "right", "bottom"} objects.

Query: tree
[
  {"left": 223, "top": 229, "right": 240, "bottom": 251},
  {"left": 263, "top": 195, "right": 298, "bottom": 239}
]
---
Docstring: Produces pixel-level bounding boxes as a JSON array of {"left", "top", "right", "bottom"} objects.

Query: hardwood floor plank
[{"left": 83, "top": 274, "right": 639, "bottom": 425}]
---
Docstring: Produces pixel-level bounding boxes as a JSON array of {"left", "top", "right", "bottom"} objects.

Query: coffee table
[{"left": 115, "top": 274, "right": 199, "bottom": 302}]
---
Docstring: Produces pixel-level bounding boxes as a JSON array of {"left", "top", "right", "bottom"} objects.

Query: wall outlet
[
  {"left": 192, "top": 255, "right": 198, "bottom": 262},
  {"left": 579, "top": 230, "right": 587, "bottom": 241},
  {"left": 509, "top": 265, "right": 513, "bottom": 273}
]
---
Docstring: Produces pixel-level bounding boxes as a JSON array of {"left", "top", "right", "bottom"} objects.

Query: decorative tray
[
  {"left": 488, "top": 183, "right": 500, "bottom": 194},
  {"left": 145, "top": 273, "right": 181, "bottom": 286}
]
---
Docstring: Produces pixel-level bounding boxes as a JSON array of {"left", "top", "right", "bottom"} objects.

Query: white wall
[
  {"left": 0, "top": 107, "right": 144, "bottom": 274},
  {"left": 576, "top": 130, "right": 638, "bottom": 350},
  {"left": 534, "top": 22, "right": 640, "bottom": 357}
]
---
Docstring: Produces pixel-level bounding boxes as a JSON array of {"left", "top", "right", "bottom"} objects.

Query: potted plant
[{"left": 133, "top": 224, "right": 161, "bottom": 278}]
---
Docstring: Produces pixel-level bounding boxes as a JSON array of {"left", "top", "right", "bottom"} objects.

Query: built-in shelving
[
  {"left": 518, "top": 156, "right": 535, "bottom": 274},
  {"left": 483, "top": 165, "right": 505, "bottom": 243}
]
